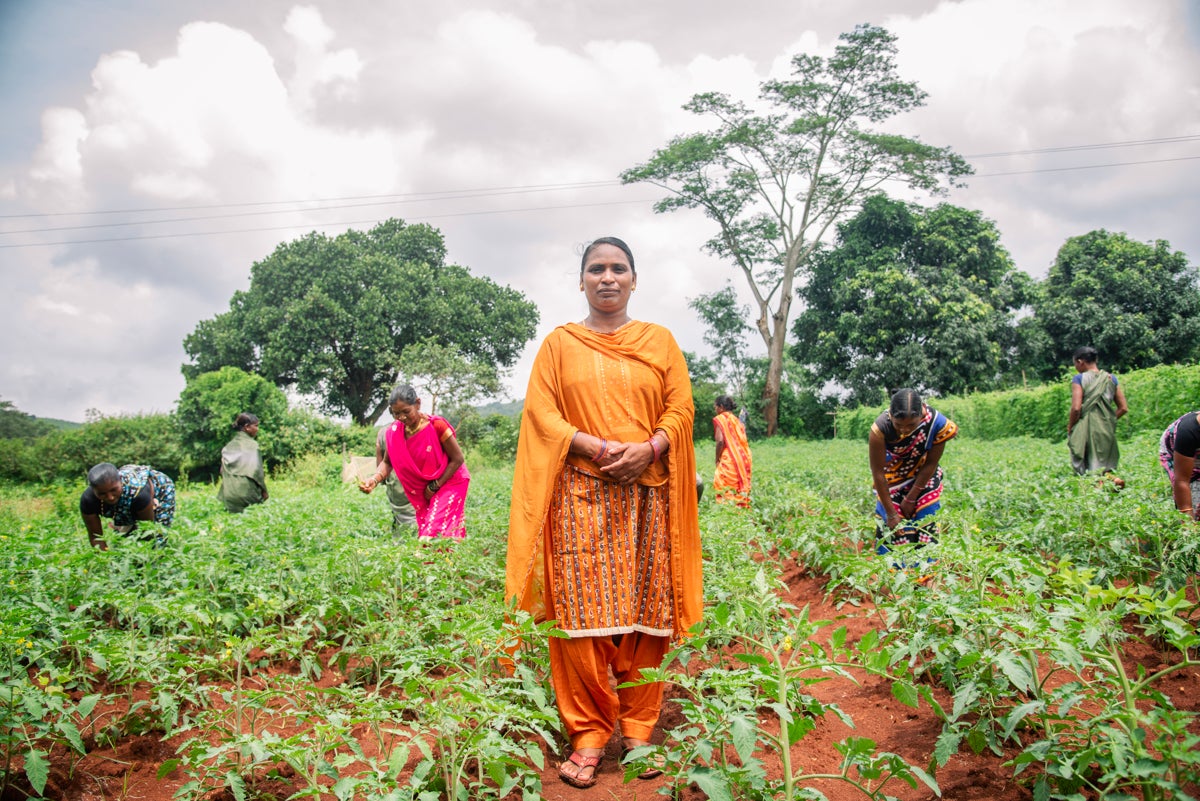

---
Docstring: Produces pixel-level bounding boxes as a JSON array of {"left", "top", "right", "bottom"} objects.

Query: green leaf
[
  {"left": 157, "top": 759, "right": 181, "bottom": 780},
  {"left": 891, "top": 681, "right": 919, "bottom": 708},
  {"left": 730, "top": 715, "right": 758, "bottom": 762},
  {"left": 24, "top": 749, "right": 50, "bottom": 796},
  {"left": 994, "top": 652, "right": 1034, "bottom": 692},
  {"left": 687, "top": 766, "right": 734, "bottom": 801}
]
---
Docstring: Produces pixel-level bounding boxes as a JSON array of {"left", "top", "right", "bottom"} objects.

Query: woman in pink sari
[{"left": 359, "top": 385, "right": 470, "bottom": 540}]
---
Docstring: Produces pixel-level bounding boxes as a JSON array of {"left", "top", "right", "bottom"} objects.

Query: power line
[
  {"left": 0, "top": 179, "right": 622, "bottom": 220},
  {"left": 0, "top": 197, "right": 656, "bottom": 250},
  {"left": 965, "top": 134, "right": 1200, "bottom": 158},
  {"left": 973, "top": 154, "right": 1200, "bottom": 177},
  {"left": 0, "top": 181, "right": 627, "bottom": 235}
]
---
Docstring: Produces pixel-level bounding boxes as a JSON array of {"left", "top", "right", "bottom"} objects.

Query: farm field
[{"left": 2, "top": 434, "right": 1199, "bottom": 801}]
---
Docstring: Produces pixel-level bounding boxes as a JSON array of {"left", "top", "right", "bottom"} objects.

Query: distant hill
[
  {"left": 473, "top": 399, "right": 523, "bottom": 418},
  {"left": 37, "top": 417, "right": 81, "bottom": 431}
]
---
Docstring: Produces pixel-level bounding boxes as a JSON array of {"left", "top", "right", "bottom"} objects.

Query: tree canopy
[
  {"left": 792, "top": 195, "right": 1034, "bottom": 405},
  {"left": 1034, "top": 230, "right": 1200, "bottom": 374},
  {"left": 622, "top": 24, "right": 970, "bottom": 434},
  {"left": 0, "top": 399, "right": 55, "bottom": 440},
  {"left": 183, "top": 219, "right": 539, "bottom": 425}
]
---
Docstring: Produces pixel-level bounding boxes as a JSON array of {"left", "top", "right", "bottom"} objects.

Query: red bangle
[
  {"left": 593, "top": 438, "right": 608, "bottom": 462},
  {"left": 647, "top": 436, "right": 661, "bottom": 463}
]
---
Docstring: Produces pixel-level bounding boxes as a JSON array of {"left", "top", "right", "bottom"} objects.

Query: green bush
[{"left": 176, "top": 367, "right": 290, "bottom": 476}]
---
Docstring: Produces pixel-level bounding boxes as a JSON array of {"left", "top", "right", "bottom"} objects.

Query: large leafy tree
[
  {"left": 792, "top": 195, "right": 1034, "bottom": 405},
  {"left": 395, "top": 338, "right": 502, "bottom": 417},
  {"left": 1034, "top": 230, "right": 1200, "bottom": 373},
  {"left": 183, "top": 219, "right": 539, "bottom": 425},
  {"left": 622, "top": 24, "right": 970, "bottom": 434}
]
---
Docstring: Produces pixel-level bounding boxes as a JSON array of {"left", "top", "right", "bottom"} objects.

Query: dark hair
[
  {"left": 715, "top": 395, "right": 736, "bottom": 412},
  {"left": 233, "top": 412, "right": 259, "bottom": 431},
  {"left": 1073, "top": 346, "right": 1098, "bottom": 364},
  {"left": 389, "top": 384, "right": 419, "bottom": 407},
  {"left": 87, "top": 462, "right": 120, "bottom": 488},
  {"left": 580, "top": 236, "right": 635, "bottom": 275},
  {"left": 889, "top": 388, "right": 923, "bottom": 420}
]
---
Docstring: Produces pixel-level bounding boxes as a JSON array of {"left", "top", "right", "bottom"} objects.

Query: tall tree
[
  {"left": 792, "top": 195, "right": 1034, "bottom": 405},
  {"left": 183, "top": 219, "right": 539, "bottom": 425},
  {"left": 689, "top": 282, "right": 753, "bottom": 398},
  {"left": 1035, "top": 230, "right": 1200, "bottom": 373},
  {"left": 622, "top": 24, "right": 970, "bottom": 434}
]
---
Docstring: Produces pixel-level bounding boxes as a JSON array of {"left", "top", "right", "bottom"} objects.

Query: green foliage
[
  {"left": 453, "top": 411, "right": 520, "bottom": 462},
  {"left": 623, "top": 23, "right": 970, "bottom": 434},
  {"left": 395, "top": 338, "right": 502, "bottom": 419},
  {"left": 836, "top": 362, "right": 1200, "bottom": 442},
  {"left": 0, "top": 399, "right": 55, "bottom": 440},
  {"left": 176, "top": 367, "right": 290, "bottom": 475},
  {"left": 1035, "top": 230, "right": 1200, "bottom": 377},
  {"left": 793, "top": 195, "right": 1035, "bottom": 407},
  {"left": 7, "top": 413, "right": 187, "bottom": 483},
  {"left": 690, "top": 282, "right": 753, "bottom": 398},
  {"left": 183, "top": 219, "right": 539, "bottom": 425}
]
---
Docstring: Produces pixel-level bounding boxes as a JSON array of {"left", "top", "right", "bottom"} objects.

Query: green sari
[
  {"left": 217, "top": 431, "right": 267, "bottom": 513},
  {"left": 1068, "top": 370, "right": 1119, "bottom": 475}
]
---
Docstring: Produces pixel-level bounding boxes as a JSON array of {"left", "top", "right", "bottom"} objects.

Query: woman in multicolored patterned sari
[
  {"left": 79, "top": 462, "right": 176, "bottom": 549},
  {"left": 1159, "top": 410, "right": 1200, "bottom": 519},
  {"left": 359, "top": 384, "right": 470, "bottom": 541},
  {"left": 868, "top": 388, "right": 958, "bottom": 560},
  {"left": 712, "top": 394, "right": 752, "bottom": 507},
  {"left": 505, "top": 237, "right": 701, "bottom": 789}
]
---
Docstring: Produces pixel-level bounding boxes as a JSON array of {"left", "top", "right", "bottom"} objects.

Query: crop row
[{"left": 2, "top": 436, "right": 1199, "bottom": 800}]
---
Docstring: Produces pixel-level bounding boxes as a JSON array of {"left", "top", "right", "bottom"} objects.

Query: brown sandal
[{"left": 559, "top": 751, "right": 602, "bottom": 788}]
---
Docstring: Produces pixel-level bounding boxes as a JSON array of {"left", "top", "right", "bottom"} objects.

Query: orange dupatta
[
  {"left": 504, "top": 322, "right": 702, "bottom": 639},
  {"left": 713, "top": 410, "right": 752, "bottom": 506}
]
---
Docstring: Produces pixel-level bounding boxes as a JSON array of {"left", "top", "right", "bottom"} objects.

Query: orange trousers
[{"left": 549, "top": 631, "right": 670, "bottom": 749}]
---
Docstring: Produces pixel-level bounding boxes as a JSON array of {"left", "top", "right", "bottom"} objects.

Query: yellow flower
[{"left": 782, "top": 635, "right": 794, "bottom": 651}]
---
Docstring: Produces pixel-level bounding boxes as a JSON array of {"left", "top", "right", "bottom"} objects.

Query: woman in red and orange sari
[
  {"left": 359, "top": 384, "right": 470, "bottom": 540},
  {"left": 712, "top": 395, "right": 752, "bottom": 507},
  {"left": 505, "top": 237, "right": 701, "bottom": 789}
]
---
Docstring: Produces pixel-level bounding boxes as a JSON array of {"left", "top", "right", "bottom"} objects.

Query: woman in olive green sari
[
  {"left": 1067, "top": 347, "right": 1128, "bottom": 477},
  {"left": 218, "top": 413, "right": 269, "bottom": 513}
]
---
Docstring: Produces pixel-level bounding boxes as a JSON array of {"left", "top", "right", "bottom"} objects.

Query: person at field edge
[
  {"left": 868, "top": 389, "right": 958, "bottom": 572},
  {"left": 371, "top": 421, "right": 417, "bottom": 534},
  {"left": 79, "top": 463, "right": 176, "bottom": 549},
  {"left": 712, "top": 394, "right": 752, "bottom": 507},
  {"left": 217, "top": 412, "right": 269, "bottom": 513},
  {"left": 1158, "top": 410, "right": 1200, "bottom": 520},
  {"left": 504, "top": 237, "right": 701, "bottom": 789},
  {"left": 358, "top": 384, "right": 470, "bottom": 540},
  {"left": 1067, "top": 346, "right": 1128, "bottom": 481}
]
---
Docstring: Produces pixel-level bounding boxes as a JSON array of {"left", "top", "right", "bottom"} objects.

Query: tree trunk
[{"left": 762, "top": 307, "right": 791, "bottom": 436}]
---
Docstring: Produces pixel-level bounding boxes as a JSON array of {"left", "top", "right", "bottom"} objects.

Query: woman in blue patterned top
[{"left": 79, "top": 463, "right": 176, "bottom": 549}]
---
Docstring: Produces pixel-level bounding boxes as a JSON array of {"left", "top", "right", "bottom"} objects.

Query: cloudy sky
[{"left": 2, "top": 0, "right": 1198, "bottom": 422}]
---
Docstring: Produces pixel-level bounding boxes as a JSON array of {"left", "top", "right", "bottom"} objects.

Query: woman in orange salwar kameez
[
  {"left": 712, "top": 395, "right": 751, "bottom": 507},
  {"left": 504, "top": 237, "right": 701, "bottom": 789}
]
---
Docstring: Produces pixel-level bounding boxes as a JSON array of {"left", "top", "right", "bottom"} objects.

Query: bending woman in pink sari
[{"left": 359, "top": 384, "right": 471, "bottom": 540}]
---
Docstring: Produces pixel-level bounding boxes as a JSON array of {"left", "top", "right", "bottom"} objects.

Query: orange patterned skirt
[{"left": 547, "top": 465, "right": 674, "bottom": 638}]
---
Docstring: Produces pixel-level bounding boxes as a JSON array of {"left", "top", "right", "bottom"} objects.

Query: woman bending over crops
[
  {"left": 217, "top": 412, "right": 269, "bottom": 513},
  {"left": 79, "top": 463, "right": 176, "bottom": 549},
  {"left": 713, "top": 394, "right": 752, "bottom": 507},
  {"left": 505, "top": 236, "right": 701, "bottom": 789},
  {"left": 359, "top": 385, "right": 470, "bottom": 540},
  {"left": 1159, "top": 411, "right": 1200, "bottom": 519},
  {"left": 868, "top": 389, "right": 958, "bottom": 564}
]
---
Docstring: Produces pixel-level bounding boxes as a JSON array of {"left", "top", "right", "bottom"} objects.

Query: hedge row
[{"left": 835, "top": 363, "right": 1200, "bottom": 442}]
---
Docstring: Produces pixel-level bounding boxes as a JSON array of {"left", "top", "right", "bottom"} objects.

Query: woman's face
[
  {"left": 581, "top": 244, "right": 635, "bottom": 314},
  {"left": 95, "top": 478, "right": 122, "bottom": 505},
  {"left": 244, "top": 422, "right": 260, "bottom": 438},
  {"left": 390, "top": 400, "right": 422, "bottom": 428},
  {"left": 890, "top": 407, "right": 925, "bottom": 438}
]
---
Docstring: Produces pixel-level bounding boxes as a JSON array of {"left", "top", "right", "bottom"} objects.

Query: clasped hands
[
  {"left": 594, "top": 439, "right": 655, "bottom": 486},
  {"left": 885, "top": 496, "right": 919, "bottom": 529}
]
